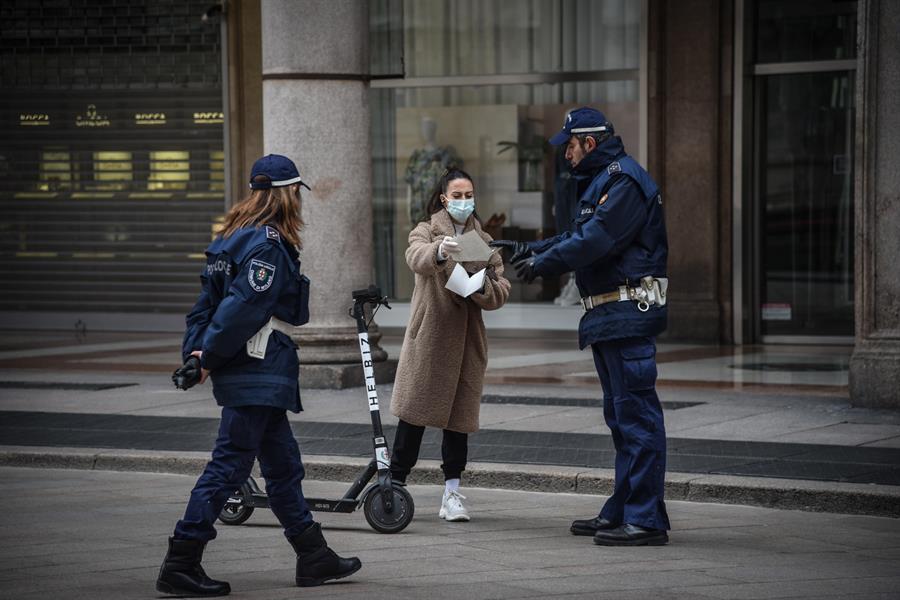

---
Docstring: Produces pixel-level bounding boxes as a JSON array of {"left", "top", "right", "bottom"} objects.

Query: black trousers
[{"left": 390, "top": 419, "right": 468, "bottom": 482}]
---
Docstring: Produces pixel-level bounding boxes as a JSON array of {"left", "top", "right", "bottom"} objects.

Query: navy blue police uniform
[
  {"left": 527, "top": 111, "right": 670, "bottom": 533},
  {"left": 159, "top": 155, "right": 360, "bottom": 597},
  {"left": 173, "top": 222, "right": 313, "bottom": 542}
]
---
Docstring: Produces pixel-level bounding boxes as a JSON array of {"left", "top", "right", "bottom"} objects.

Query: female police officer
[{"left": 156, "top": 155, "right": 361, "bottom": 597}]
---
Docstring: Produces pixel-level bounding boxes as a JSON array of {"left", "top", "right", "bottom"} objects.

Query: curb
[{"left": 1, "top": 446, "right": 897, "bottom": 519}]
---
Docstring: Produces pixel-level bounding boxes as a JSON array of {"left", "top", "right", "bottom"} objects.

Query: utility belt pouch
[
  {"left": 246, "top": 317, "right": 297, "bottom": 359},
  {"left": 246, "top": 320, "right": 275, "bottom": 359},
  {"left": 640, "top": 275, "right": 668, "bottom": 308},
  {"left": 582, "top": 277, "right": 669, "bottom": 313}
]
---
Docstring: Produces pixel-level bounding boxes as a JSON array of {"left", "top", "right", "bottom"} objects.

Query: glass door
[
  {"left": 750, "top": 0, "right": 857, "bottom": 341},
  {"left": 754, "top": 70, "right": 854, "bottom": 338}
]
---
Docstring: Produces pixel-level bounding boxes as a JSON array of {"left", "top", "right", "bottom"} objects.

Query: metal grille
[
  {"left": 0, "top": 0, "right": 221, "bottom": 89},
  {"left": 0, "top": 0, "right": 224, "bottom": 317}
]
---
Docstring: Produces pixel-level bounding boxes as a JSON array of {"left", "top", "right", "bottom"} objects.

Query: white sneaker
[{"left": 439, "top": 489, "right": 470, "bottom": 522}]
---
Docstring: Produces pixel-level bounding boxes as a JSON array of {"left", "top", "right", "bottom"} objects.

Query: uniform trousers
[
  {"left": 390, "top": 419, "right": 468, "bottom": 482},
  {"left": 591, "top": 336, "right": 670, "bottom": 531},
  {"left": 174, "top": 405, "right": 313, "bottom": 542}
]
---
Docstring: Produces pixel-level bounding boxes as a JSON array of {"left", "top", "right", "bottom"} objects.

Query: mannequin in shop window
[{"left": 404, "top": 116, "right": 463, "bottom": 226}]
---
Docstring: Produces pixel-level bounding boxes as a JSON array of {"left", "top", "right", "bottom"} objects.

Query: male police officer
[{"left": 492, "top": 107, "right": 671, "bottom": 546}]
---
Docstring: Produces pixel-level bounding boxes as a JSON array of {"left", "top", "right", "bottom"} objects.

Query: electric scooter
[{"left": 215, "top": 285, "right": 415, "bottom": 534}]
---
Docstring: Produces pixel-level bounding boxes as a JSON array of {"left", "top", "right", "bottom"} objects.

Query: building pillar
[
  {"left": 225, "top": 0, "right": 263, "bottom": 206},
  {"left": 647, "top": 0, "right": 732, "bottom": 343},
  {"left": 849, "top": 0, "right": 900, "bottom": 408},
  {"left": 259, "top": 0, "right": 392, "bottom": 388}
]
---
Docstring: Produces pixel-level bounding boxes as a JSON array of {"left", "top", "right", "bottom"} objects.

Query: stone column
[
  {"left": 260, "top": 0, "right": 393, "bottom": 388},
  {"left": 647, "top": 0, "right": 732, "bottom": 342},
  {"left": 849, "top": 0, "right": 900, "bottom": 408}
]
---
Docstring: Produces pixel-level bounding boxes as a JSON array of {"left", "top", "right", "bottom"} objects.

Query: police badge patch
[{"left": 248, "top": 258, "right": 276, "bottom": 292}]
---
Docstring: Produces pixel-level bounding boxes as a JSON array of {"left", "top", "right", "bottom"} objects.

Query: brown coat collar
[{"left": 429, "top": 208, "right": 479, "bottom": 238}]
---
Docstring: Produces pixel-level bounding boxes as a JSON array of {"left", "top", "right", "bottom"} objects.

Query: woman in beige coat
[{"left": 390, "top": 169, "right": 511, "bottom": 522}]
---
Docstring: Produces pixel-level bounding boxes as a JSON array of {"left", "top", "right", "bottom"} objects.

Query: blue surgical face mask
[{"left": 445, "top": 197, "right": 475, "bottom": 222}]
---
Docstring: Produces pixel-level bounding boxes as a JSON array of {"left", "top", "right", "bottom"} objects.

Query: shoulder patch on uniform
[
  {"left": 265, "top": 226, "right": 280, "bottom": 241},
  {"left": 248, "top": 258, "right": 276, "bottom": 292},
  {"left": 607, "top": 162, "right": 621, "bottom": 175}
]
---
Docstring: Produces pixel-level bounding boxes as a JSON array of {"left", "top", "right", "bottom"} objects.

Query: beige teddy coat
[{"left": 390, "top": 209, "right": 511, "bottom": 433}]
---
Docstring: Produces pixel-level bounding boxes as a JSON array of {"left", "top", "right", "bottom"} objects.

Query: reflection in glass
[
  {"left": 757, "top": 71, "right": 854, "bottom": 336},
  {"left": 370, "top": 0, "right": 643, "bottom": 302},
  {"left": 756, "top": 0, "right": 857, "bottom": 63},
  {"left": 373, "top": 81, "right": 639, "bottom": 301},
  {"left": 396, "top": 0, "right": 639, "bottom": 77}
]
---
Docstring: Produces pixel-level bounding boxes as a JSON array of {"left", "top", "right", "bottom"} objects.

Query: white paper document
[
  {"left": 445, "top": 263, "right": 486, "bottom": 298},
  {"left": 452, "top": 230, "right": 495, "bottom": 262}
]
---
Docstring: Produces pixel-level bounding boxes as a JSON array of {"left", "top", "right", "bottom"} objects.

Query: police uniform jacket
[
  {"left": 529, "top": 136, "right": 668, "bottom": 348},
  {"left": 181, "top": 224, "right": 310, "bottom": 412}
]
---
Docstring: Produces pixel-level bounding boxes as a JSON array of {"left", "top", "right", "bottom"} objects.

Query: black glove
[
  {"left": 512, "top": 256, "right": 538, "bottom": 283},
  {"left": 489, "top": 239, "right": 533, "bottom": 264},
  {"left": 172, "top": 355, "right": 202, "bottom": 390}
]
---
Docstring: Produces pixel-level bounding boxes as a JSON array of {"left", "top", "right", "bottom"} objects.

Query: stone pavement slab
[
  {"left": 0, "top": 334, "right": 898, "bottom": 521},
  {"left": 2, "top": 369, "right": 896, "bottom": 446},
  {"left": 1, "top": 467, "right": 899, "bottom": 600}
]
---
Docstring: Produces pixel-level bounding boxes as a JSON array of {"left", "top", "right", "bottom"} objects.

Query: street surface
[{"left": 1, "top": 468, "right": 899, "bottom": 600}]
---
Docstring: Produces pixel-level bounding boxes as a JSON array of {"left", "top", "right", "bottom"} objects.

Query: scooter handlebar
[{"left": 351, "top": 285, "right": 391, "bottom": 309}]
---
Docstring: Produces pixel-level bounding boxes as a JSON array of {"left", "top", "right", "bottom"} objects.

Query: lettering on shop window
[
  {"left": 135, "top": 112, "right": 167, "bottom": 126},
  {"left": 75, "top": 104, "right": 110, "bottom": 127},
  {"left": 193, "top": 111, "right": 224, "bottom": 124},
  {"left": 20, "top": 113, "right": 50, "bottom": 126}
]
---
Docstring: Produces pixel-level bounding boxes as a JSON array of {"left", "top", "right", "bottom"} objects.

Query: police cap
[
  {"left": 549, "top": 107, "right": 615, "bottom": 146},
  {"left": 249, "top": 154, "right": 311, "bottom": 190}
]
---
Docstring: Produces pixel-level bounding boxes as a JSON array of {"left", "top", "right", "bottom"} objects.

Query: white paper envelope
[
  {"left": 452, "top": 230, "right": 494, "bottom": 262},
  {"left": 445, "top": 263, "right": 487, "bottom": 298}
]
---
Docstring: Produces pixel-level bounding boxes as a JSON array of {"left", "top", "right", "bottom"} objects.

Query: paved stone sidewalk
[
  {"left": 2, "top": 467, "right": 899, "bottom": 600},
  {"left": 3, "top": 410, "right": 899, "bottom": 485}
]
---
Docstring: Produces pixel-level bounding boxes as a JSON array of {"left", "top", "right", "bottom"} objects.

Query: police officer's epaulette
[
  {"left": 265, "top": 225, "right": 280, "bottom": 242},
  {"left": 607, "top": 161, "right": 622, "bottom": 175}
]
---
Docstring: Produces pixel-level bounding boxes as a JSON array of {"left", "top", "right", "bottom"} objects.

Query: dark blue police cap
[
  {"left": 549, "top": 107, "right": 614, "bottom": 146},
  {"left": 249, "top": 154, "right": 311, "bottom": 190}
]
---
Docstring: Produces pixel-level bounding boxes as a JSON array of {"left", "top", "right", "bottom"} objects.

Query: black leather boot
[
  {"left": 288, "top": 522, "right": 362, "bottom": 587},
  {"left": 570, "top": 516, "right": 617, "bottom": 536},
  {"left": 156, "top": 537, "right": 231, "bottom": 597},
  {"left": 593, "top": 524, "right": 669, "bottom": 546}
]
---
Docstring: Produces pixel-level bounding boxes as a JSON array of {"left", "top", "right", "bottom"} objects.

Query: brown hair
[
  {"left": 220, "top": 177, "right": 303, "bottom": 247},
  {"left": 424, "top": 168, "right": 481, "bottom": 225}
]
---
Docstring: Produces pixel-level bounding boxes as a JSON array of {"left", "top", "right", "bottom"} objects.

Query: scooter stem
[{"left": 352, "top": 294, "right": 395, "bottom": 513}]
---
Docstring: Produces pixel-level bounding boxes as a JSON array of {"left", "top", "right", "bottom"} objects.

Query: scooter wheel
[
  {"left": 218, "top": 486, "right": 254, "bottom": 526},
  {"left": 363, "top": 483, "right": 415, "bottom": 534}
]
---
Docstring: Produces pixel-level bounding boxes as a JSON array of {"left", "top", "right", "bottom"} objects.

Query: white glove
[{"left": 438, "top": 236, "right": 460, "bottom": 261}]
